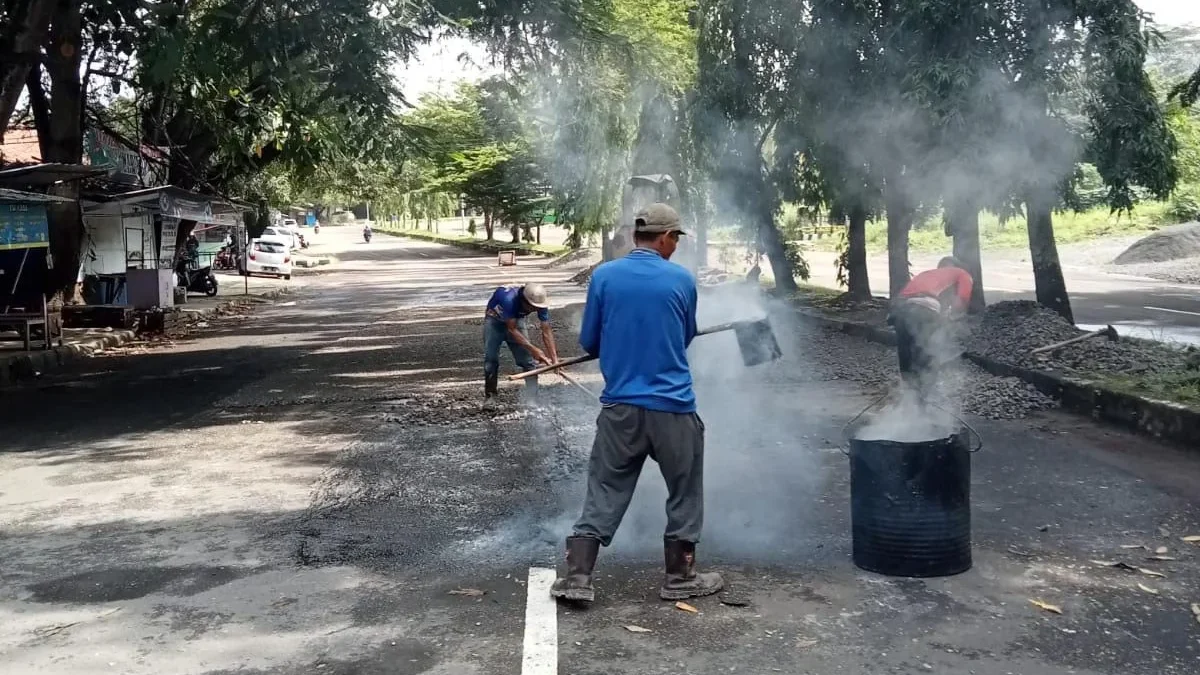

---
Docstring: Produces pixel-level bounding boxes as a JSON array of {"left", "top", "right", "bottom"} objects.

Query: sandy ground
[{"left": 1, "top": 226, "right": 1199, "bottom": 674}]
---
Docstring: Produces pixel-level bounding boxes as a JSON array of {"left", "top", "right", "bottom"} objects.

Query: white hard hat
[{"left": 524, "top": 283, "right": 549, "bottom": 308}]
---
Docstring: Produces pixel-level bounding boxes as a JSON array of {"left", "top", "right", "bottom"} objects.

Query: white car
[
  {"left": 260, "top": 226, "right": 298, "bottom": 250},
  {"left": 245, "top": 239, "right": 293, "bottom": 279}
]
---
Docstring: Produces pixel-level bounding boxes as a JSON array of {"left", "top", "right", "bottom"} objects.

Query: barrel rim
[{"left": 848, "top": 427, "right": 970, "bottom": 451}]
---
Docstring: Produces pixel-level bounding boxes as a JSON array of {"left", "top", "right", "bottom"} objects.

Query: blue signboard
[
  {"left": 0, "top": 203, "right": 50, "bottom": 250},
  {"left": 305, "top": 211, "right": 317, "bottom": 226}
]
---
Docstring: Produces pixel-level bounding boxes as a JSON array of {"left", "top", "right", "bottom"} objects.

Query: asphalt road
[
  {"left": 806, "top": 248, "right": 1200, "bottom": 345},
  {"left": 1, "top": 226, "right": 1199, "bottom": 675}
]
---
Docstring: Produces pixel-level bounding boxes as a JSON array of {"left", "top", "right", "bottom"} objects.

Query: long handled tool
[
  {"left": 508, "top": 317, "right": 783, "bottom": 381},
  {"left": 1031, "top": 324, "right": 1118, "bottom": 355},
  {"left": 557, "top": 368, "right": 599, "bottom": 399}
]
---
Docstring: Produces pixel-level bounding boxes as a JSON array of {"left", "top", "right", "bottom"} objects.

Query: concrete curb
[
  {"left": 792, "top": 306, "right": 1200, "bottom": 446},
  {"left": 379, "top": 229, "right": 565, "bottom": 258},
  {"left": 294, "top": 255, "right": 334, "bottom": 268},
  {"left": 0, "top": 287, "right": 290, "bottom": 388}
]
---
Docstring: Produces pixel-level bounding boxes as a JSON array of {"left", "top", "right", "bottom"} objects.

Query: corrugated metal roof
[
  {"left": 0, "top": 187, "right": 74, "bottom": 203},
  {"left": 0, "top": 162, "right": 110, "bottom": 187}
]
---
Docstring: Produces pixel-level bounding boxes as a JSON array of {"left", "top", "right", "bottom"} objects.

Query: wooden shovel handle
[{"left": 507, "top": 353, "right": 596, "bottom": 380}]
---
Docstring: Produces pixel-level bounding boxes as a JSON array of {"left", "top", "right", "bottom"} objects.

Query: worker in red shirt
[{"left": 888, "top": 257, "right": 974, "bottom": 395}]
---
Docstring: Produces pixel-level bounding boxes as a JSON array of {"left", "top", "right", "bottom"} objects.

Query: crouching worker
[
  {"left": 483, "top": 283, "right": 558, "bottom": 399},
  {"left": 888, "top": 256, "right": 974, "bottom": 397}
]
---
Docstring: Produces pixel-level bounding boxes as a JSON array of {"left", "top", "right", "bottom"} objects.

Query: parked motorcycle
[
  {"left": 298, "top": 233, "right": 310, "bottom": 249},
  {"left": 176, "top": 263, "right": 219, "bottom": 297},
  {"left": 214, "top": 246, "right": 238, "bottom": 271}
]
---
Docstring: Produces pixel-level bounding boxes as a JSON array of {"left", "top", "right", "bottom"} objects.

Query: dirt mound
[{"left": 1112, "top": 222, "right": 1200, "bottom": 265}]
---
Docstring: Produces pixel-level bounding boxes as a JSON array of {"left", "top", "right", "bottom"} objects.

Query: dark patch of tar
[
  {"left": 27, "top": 564, "right": 251, "bottom": 603},
  {"left": 198, "top": 638, "right": 438, "bottom": 675}
]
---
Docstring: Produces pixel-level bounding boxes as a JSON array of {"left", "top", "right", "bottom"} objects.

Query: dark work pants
[
  {"left": 891, "top": 301, "right": 942, "bottom": 394},
  {"left": 573, "top": 404, "right": 706, "bottom": 546}
]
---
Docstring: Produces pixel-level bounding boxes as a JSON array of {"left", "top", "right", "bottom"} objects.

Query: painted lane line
[
  {"left": 521, "top": 567, "right": 559, "bottom": 675},
  {"left": 1144, "top": 306, "right": 1200, "bottom": 318}
]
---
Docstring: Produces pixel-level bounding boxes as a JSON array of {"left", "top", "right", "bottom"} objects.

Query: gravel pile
[
  {"left": 569, "top": 263, "right": 599, "bottom": 285},
  {"left": 964, "top": 301, "right": 1194, "bottom": 378},
  {"left": 1106, "top": 255, "right": 1200, "bottom": 285},
  {"left": 796, "top": 321, "right": 1060, "bottom": 420},
  {"left": 1112, "top": 222, "right": 1200, "bottom": 265}
]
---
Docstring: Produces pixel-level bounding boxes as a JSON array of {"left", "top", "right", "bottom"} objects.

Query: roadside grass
[
  {"left": 775, "top": 200, "right": 1177, "bottom": 254},
  {"left": 892, "top": 202, "right": 1174, "bottom": 254},
  {"left": 1098, "top": 368, "right": 1200, "bottom": 409}
]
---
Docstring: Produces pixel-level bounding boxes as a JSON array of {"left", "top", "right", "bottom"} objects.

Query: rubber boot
[
  {"left": 659, "top": 539, "right": 724, "bottom": 601},
  {"left": 549, "top": 536, "right": 600, "bottom": 602},
  {"left": 484, "top": 372, "right": 499, "bottom": 398}
]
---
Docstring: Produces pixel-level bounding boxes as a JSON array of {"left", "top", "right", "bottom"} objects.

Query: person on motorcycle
[{"left": 363, "top": 223, "right": 373, "bottom": 242}]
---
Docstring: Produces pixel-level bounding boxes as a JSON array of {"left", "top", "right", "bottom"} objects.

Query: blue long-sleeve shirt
[{"left": 579, "top": 248, "right": 698, "bottom": 413}]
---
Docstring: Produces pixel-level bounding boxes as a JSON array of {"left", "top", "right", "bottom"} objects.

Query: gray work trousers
[{"left": 573, "top": 403, "right": 706, "bottom": 546}]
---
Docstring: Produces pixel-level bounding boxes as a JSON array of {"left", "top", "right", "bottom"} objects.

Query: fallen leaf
[
  {"left": 1147, "top": 556, "right": 1177, "bottom": 562},
  {"left": 1090, "top": 560, "right": 1121, "bottom": 567},
  {"left": 1182, "top": 536, "right": 1200, "bottom": 543},
  {"left": 1137, "top": 583, "right": 1159, "bottom": 595},
  {"left": 1137, "top": 567, "right": 1166, "bottom": 578},
  {"left": 623, "top": 625, "right": 652, "bottom": 634},
  {"left": 1192, "top": 604, "right": 1200, "bottom": 625},
  {"left": 1030, "top": 599, "right": 1063, "bottom": 615},
  {"left": 448, "top": 588, "right": 486, "bottom": 597},
  {"left": 675, "top": 601, "right": 699, "bottom": 614},
  {"left": 1155, "top": 546, "right": 1169, "bottom": 554},
  {"left": 1120, "top": 544, "right": 1147, "bottom": 550}
]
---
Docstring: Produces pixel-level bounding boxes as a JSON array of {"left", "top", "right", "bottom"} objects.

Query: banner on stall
[{"left": 0, "top": 203, "right": 50, "bottom": 250}]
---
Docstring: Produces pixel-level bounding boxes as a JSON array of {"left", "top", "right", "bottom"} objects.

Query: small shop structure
[{"left": 0, "top": 187, "right": 74, "bottom": 350}]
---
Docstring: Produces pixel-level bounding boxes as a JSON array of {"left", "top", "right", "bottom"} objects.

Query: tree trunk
[
  {"left": 601, "top": 223, "right": 613, "bottom": 261},
  {"left": 0, "top": 0, "right": 56, "bottom": 142},
  {"left": 884, "top": 176, "right": 912, "bottom": 298},
  {"left": 946, "top": 199, "right": 986, "bottom": 313},
  {"left": 483, "top": 210, "right": 494, "bottom": 241},
  {"left": 1025, "top": 189, "right": 1074, "bottom": 322},
  {"left": 846, "top": 205, "right": 871, "bottom": 299},
  {"left": 36, "top": 1, "right": 84, "bottom": 298},
  {"left": 757, "top": 202, "right": 796, "bottom": 294},
  {"left": 510, "top": 223, "right": 519, "bottom": 244}
]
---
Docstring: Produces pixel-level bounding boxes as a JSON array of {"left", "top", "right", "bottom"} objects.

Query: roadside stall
[{"left": 0, "top": 188, "right": 72, "bottom": 350}]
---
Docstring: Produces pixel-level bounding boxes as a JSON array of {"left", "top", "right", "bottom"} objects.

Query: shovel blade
[{"left": 733, "top": 318, "right": 783, "bottom": 367}]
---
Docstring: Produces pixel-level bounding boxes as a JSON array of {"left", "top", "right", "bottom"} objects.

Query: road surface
[{"left": 1, "top": 226, "right": 1198, "bottom": 675}]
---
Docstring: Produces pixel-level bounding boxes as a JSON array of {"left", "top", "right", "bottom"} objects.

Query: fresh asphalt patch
[{"left": 2, "top": 231, "right": 1199, "bottom": 674}]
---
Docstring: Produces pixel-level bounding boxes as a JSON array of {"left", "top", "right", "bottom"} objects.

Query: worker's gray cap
[{"left": 634, "top": 203, "right": 689, "bottom": 235}]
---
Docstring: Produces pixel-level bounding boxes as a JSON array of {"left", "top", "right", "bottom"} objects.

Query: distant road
[{"left": 805, "top": 249, "right": 1200, "bottom": 345}]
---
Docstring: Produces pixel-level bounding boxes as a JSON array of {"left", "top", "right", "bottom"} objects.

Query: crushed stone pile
[
  {"left": 569, "top": 262, "right": 599, "bottom": 285},
  {"left": 1112, "top": 222, "right": 1200, "bottom": 265},
  {"left": 800, "top": 321, "right": 1059, "bottom": 420},
  {"left": 964, "top": 301, "right": 1194, "bottom": 378},
  {"left": 547, "top": 249, "right": 592, "bottom": 268}
]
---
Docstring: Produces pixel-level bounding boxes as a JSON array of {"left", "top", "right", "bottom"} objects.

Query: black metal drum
[{"left": 849, "top": 430, "right": 975, "bottom": 577}]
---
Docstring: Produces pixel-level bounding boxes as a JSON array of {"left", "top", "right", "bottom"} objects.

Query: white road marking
[
  {"left": 1144, "top": 306, "right": 1200, "bottom": 318},
  {"left": 521, "top": 567, "right": 559, "bottom": 675}
]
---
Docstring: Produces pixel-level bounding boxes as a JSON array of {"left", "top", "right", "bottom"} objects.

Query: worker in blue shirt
[
  {"left": 483, "top": 283, "right": 558, "bottom": 399},
  {"left": 550, "top": 203, "right": 722, "bottom": 604}
]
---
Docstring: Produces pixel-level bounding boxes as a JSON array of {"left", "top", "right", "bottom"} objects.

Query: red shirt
[{"left": 899, "top": 267, "right": 973, "bottom": 310}]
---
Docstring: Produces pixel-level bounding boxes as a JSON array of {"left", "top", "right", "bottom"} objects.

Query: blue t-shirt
[
  {"left": 486, "top": 286, "right": 550, "bottom": 323},
  {"left": 579, "top": 249, "right": 698, "bottom": 413}
]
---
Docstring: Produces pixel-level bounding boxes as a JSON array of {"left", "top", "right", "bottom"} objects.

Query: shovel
[{"left": 507, "top": 317, "right": 783, "bottom": 381}]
